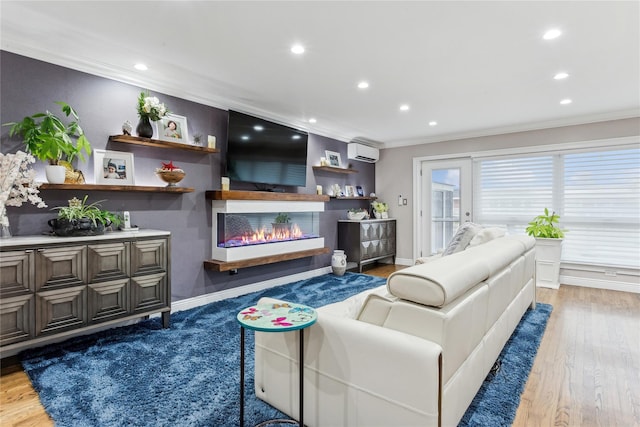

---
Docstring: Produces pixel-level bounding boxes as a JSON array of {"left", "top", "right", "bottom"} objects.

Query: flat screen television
[{"left": 225, "top": 110, "right": 308, "bottom": 189}]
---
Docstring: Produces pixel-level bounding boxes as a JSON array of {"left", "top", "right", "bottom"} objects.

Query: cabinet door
[
  {"left": 35, "top": 245, "right": 87, "bottom": 291},
  {"left": 131, "top": 239, "right": 167, "bottom": 276},
  {"left": 36, "top": 285, "right": 86, "bottom": 336},
  {"left": 88, "top": 242, "right": 130, "bottom": 283},
  {"left": 88, "top": 278, "right": 130, "bottom": 324},
  {"left": 0, "top": 294, "right": 34, "bottom": 346},
  {"left": 0, "top": 250, "right": 34, "bottom": 297}
]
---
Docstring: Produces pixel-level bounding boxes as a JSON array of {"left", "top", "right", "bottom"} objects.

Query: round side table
[{"left": 237, "top": 302, "right": 317, "bottom": 427}]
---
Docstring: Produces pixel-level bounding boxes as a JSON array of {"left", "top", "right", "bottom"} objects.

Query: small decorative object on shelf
[
  {"left": 193, "top": 133, "right": 203, "bottom": 146},
  {"left": 347, "top": 208, "right": 368, "bottom": 220},
  {"left": 49, "top": 195, "right": 121, "bottom": 236},
  {"left": 136, "top": 91, "right": 168, "bottom": 138},
  {"left": 122, "top": 120, "right": 133, "bottom": 136},
  {"left": 0, "top": 151, "right": 47, "bottom": 238},
  {"left": 372, "top": 200, "right": 389, "bottom": 219},
  {"left": 156, "top": 160, "right": 186, "bottom": 187}
]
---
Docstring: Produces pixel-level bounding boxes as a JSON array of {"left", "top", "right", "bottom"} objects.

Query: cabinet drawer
[
  {"left": 0, "top": 250, "right": 34, "bottom": 296},
  {"left": 131, "top": 272, "right": 168, "bottom": 314},
  {"left": 36, "top": 285, "right": 86, "bottom": 336},
  {"left": 0, "top": 294, "right": 34, "bottom": 346},
  {"left": 36, "top": 245, "right": 87, "bottom": 291},
  {"left": 88, "top": 278, "right": 130, "bottom": 324},
  {"left": 88, "top": 242, "right": 130, "bottom": 283},
  {"left": 131, "top": 240, "right": 167, "bottom": 276}
]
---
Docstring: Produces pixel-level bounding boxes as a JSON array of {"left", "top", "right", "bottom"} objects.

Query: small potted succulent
[
  {"left": 3, "top": 102, "right": 92, "bottom": 184},
  {"left": 48, "top": 195, "right": 121, "bottom": 237}
]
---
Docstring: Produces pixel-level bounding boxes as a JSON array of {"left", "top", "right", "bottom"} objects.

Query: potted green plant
[
  {"left": 48, "top": 195, "right": 121, "bottom": 237},
  {"left": 526, "top": 208, "right": 567, "bottom": 289},
  {"left": 3, "top": 102, "right": 92, "bottom": 184},
  {"left": 272, "top": 213, "right": 291, "bottom": 235}
]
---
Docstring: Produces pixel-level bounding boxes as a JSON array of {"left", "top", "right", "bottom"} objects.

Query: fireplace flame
[{"left": 241, "top": 224, "right": 303, "bottom": 245}]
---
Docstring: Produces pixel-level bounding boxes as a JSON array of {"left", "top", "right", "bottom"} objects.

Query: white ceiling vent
[{"left": 347, "top": 143, "right": 379, "bottom": 163}]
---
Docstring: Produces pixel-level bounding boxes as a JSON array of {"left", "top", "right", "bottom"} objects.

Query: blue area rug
[{"left": 21, "top": 273, "right": 552, "bottom": 427}]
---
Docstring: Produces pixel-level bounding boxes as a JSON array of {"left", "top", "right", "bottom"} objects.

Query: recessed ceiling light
[
  {"left": 308, "top": 118, "right": 317, "bottom": 123},
  {"left": 253, "top": 125, "right": 264, "bottom": 131},
  {"left": 400, "top": 104, "right": 410, "bottom": 111},
  {"left": 543, "top": 29, "right": 562, "bottom": 40},
  {"left": 357, "top": 81, "right": 369, "bottom": 89},
  {"left": 554, "top": 72, "right": 569, "bottom": 80},
  {"left": 134, "top": 63, "right": 148, "bottom": 71},
  {"left": 292, "top": 135, "right": 301, "bottom": 140},
  {"left": 429, "top": 121, "right": 438, "bottom": 126},
  {"left": 291, "top": 44, "right": 305, "bottom": 54},
  {"left": 560, "top": 98, "right": 572, "bottom": 105},
  {"left": 241, "top": 135, "right": 249, "bottom": 140}
]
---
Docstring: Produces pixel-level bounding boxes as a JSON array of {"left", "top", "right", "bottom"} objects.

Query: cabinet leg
[{"left": 161, "top": 311, "right": 170, "bottom": 328}]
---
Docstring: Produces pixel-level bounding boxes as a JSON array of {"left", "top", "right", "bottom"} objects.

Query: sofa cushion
[
  {"left": 387, "top": 251, "right": 490, "bottom": 307},
  {"left": 442, "top": 222, "right": 482, "bottom": 255}
]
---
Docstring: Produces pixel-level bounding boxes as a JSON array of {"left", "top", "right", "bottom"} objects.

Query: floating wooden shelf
[
  {"left": 204, "top": 247, "right": 330, "bottom": 272},
  {"left": 109, "top": 134, "right": 219, "bottom": 153},
  {"left": 205, "top": 190, "right": 329, "bottom": 202},
  {"left": 39, "top": 183, "right": 194, "bottom": 193},
  {"left": 331, "top": 196, "right": 377, "bottom": 201},
  {"left": 312, "top": 165, "right": 357, "bottom": 174}
]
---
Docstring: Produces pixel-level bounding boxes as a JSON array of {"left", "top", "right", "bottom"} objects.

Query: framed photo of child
[
  {"left": 157, "top": 113, "right": 189, "bottom": 144},
  {"left": 94, "top": 149, "right": 135, "bottom": 185}
]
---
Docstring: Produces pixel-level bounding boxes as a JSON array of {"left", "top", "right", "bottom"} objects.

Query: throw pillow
[
  {"left": 442, "top": 222, "right": 482, "bottom": 256},
  {"left": 468, "top": 227, "right": 507, "bottom": 247}
]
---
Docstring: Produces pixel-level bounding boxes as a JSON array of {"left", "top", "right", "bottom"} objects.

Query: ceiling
[{"left": 1, "top": 1, "right": 639, "bottom": 148}]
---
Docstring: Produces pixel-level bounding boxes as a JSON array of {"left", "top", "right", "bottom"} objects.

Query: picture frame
[
  {"left": 345, "top": 185, "right": 356, "bottom": 198},
  {"left": 94, "top": 149, "right": 135, "bottom": 185},
  {"left": 157, "top": 113, "right": 189, "bottom": 144},
  {"left": 325, "top": 150, "right": 342, "bottom": 168},
  {"left": 356, "top": 185, "right": 364, "bottom": 197}
]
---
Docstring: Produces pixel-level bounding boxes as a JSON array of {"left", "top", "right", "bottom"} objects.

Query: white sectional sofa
[{"left": 254, "top": 234, "right": 536, "bottom": 427}]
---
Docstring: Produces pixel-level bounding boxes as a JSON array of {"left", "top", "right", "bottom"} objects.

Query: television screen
[{"left": 226, "top": 111, "right": 308, "bottom": 188}]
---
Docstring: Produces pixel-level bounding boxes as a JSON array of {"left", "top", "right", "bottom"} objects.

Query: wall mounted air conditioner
[{"left": 347, "top": 143, "right": 379, "bottom": 163}]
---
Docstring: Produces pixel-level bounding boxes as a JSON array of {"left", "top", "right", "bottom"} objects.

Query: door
[{"left": 418, "top": 158, "right": 472, "bottom": 257}]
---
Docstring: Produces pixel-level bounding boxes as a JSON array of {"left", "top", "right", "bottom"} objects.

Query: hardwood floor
[{"left": 1, "top": 264, "right": 638, "bottom": 427}]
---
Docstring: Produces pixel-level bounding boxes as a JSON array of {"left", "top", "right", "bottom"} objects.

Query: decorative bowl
[
  {"left": 347, "top": 211, "right": 367, "bottom": 220},
  {"left": 156, "top": 170, "right": 186, "bottom": 187}
]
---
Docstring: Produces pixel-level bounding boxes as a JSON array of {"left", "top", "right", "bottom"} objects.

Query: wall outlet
[{"left": 403, "top": 198, "right": 408, "bottom": 205}]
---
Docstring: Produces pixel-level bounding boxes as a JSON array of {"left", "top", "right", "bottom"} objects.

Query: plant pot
[
  {"left": 48, "top": 218, "right": 107, "bottom": 237},
  {"left": 534, "top": 238, "right": 563, "bottom": 289},
  {"left": 272, "top": 223, "right": 291, "bottom": 236},
  {"left": 45, "top": 165, "right": 66, "bottom": 184}
]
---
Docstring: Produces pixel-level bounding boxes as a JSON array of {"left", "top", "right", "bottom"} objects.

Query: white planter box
[{"left": 535, "top": 238, "right": 563, "bottom": 289}]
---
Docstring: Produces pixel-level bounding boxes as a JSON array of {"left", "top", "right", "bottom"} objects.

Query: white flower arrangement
[
  {"left": 137, "top": 91, "right": 168, "bottom": 121},
  {"left": 371, "top": 201, "right": 389, "bottom": 213},
  {"left": 0, "top": 151, "right": 47, "bottom": 227}
]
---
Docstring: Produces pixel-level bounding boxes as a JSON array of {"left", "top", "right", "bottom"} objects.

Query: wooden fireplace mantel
[
  {"left": 205, "top": 190, "right": 329, "bottom": 202},
  {"left": 203, "top": 247, "right": 330, "bottom": 272}
]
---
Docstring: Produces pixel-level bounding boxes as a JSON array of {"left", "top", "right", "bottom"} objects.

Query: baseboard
[
  {"left": 170, "top": 267, "right": 332, "bottom": 313},
  {"left": 395, "top": 257, "right": 414, "bottom": 266},
  {"left": 560, "top": 275, "right": 640, "bottom": 294}
]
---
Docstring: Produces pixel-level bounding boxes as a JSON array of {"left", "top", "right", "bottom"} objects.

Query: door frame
[{"left": 412, "top": 156, "right": 473, "bottom": 261}]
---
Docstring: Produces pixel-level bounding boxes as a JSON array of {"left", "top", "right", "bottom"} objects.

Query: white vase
[
  {"left": 534, "top": 238, "right": 563, "bottom": 289},
  {"left": 331, "top": 250, "right": 347, "bottom": 276},
  {"left": 45, "top": 165, "right": 66, "bottom": 184}
]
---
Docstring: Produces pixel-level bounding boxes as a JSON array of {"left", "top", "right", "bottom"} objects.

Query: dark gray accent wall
[{"left": 0, "top": 51, "right": 375, "bottom": 301}]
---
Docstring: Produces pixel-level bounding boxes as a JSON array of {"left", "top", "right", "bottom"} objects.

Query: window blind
[{"left": 474, "top": 146, "right": 640, "bottom": 268}]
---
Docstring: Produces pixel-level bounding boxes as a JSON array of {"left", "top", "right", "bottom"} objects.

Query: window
[{"left": 474, "top": 146, "right": 640, "bottom": 268}]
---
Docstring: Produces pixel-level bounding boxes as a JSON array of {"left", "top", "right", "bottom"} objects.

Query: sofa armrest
[{"left": 255, "top": 297, "right": 443, "bottom": 426}]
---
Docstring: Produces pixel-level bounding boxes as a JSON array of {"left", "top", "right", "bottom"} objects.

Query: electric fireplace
[{"left": 210, "top": 197, "right": 325, "bottom": 262}]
